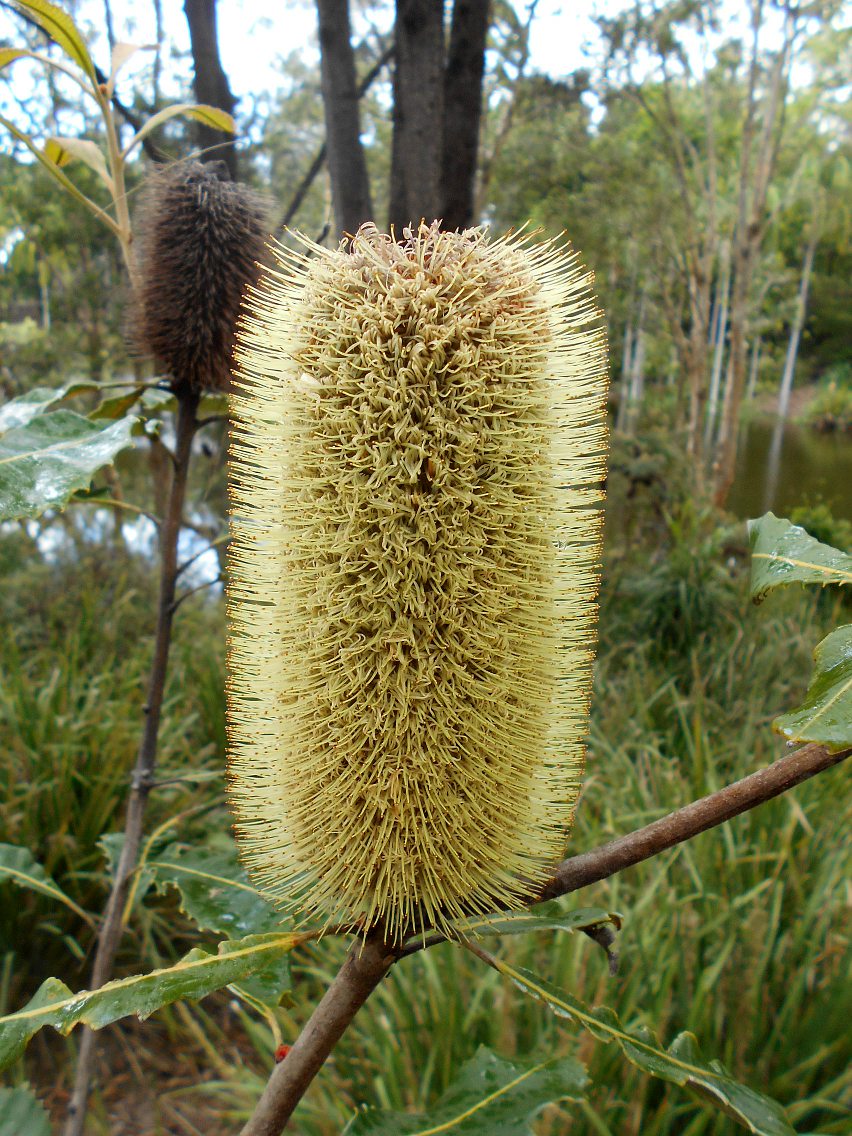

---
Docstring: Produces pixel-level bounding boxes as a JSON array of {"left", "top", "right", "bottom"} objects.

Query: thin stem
[
  {"left": 97, "top": 88, "right": 137, "bottom": 287},
  {"left": 170, "top": 573, "right": 224, "bottom": 613},
  {"left": 240, "top": 742, "right": 849, "bottom": 1134},
  {"left": 62, "top": 388, "right": 200, "bottom": 1136},
  {"left": 176, "top": 532, "right": 228, "bottom": 579}
]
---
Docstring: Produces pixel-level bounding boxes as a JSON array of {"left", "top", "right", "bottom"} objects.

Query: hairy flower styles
[
  {"left": 227, "top": 222, "right": 608, "bottom": 942},
  {"left": 130, "top": 160, "right": 270, "bottom": 391}
]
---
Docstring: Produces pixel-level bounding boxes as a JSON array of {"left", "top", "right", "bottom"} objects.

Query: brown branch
[
  {"left": 239, "top": 742, "right": 849, "bottom": 1134},
  {"left": 63, "top": 388, "right": 200, "bottom": 1136},
  {"left": 239, "top": 928, "right": 399, "bottom": 1136},
  {"left": 539, "top": 741, "right": 849, "bottom": 901}
]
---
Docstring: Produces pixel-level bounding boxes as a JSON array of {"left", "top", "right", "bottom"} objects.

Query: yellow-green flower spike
[{"left": 227, "top": 221, "right": 608, "bottom": 943}]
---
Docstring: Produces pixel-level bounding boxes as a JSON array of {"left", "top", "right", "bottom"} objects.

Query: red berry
[{"left": 274, "top": 1044, "right": 291, "bottom": 1063}]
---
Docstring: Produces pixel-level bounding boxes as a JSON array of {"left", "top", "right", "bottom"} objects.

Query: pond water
[{"left": 728, "top": 418, "right": 852, "bottom": 522}]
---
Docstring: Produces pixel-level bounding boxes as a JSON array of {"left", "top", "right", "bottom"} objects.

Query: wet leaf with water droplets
[
  {"left": 489, "top": 958, "right": 798, "bottom": 1136},
  {"left": 0, "top": 409, "right": 136, "bottom": 521},
  {"left": 773, "top": 625, "right": 852, "bottom": 751},
  {"left": 0, "top": 932, "right": 307, "bottom": 1071},
  {"left": 748, "top": 512, "right": 852, "bottom": 602},
  {"left": 343, "top": 1047, "right": 587, "bottom": 1134},
  {"left": 148, "top": 842, "right": 293, "bottom": 1004}
]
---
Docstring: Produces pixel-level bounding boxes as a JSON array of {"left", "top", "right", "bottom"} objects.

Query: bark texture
[
  {"left": 441, "top": 0, "right": 490, "bottom": 229},
  {"left": 183, "top": 0, "right": 238, "bottom": 179},
  {"left": 388, "top": 0, "right": 446, "bottom": 232},
  {"left": 316, "top": 0, "right": 374, "bottom": 235}
]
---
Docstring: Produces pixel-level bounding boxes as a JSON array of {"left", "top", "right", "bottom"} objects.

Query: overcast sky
[{"left": 0, "top": 0, "right": 625, "bottom": 127}]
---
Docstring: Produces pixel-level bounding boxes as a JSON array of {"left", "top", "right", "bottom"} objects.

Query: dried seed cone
[
  {"left": 227, "top": 222, "right": 608, "bottom": 942},
  {"left": 130, "top": 160, "right": 270, "bottom": 391}
]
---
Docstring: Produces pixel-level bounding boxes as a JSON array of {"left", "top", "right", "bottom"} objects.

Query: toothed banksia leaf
[{"left": 227, "top": 222, "right": 608, "bottom": 942}]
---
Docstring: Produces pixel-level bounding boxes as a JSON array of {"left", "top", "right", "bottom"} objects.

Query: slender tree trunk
[
  {"left": 704, "top": 241, "right": 730, "bottom": 454},
  {"left": 103, "top": 0, "right": 116, "bottom": 52},
  {"left": 152, "top": 0, "right": 164, "bottom": 107},
  {"left": 183, "top": 0, "right": 238, "bottom": 179},
  {"left": 616, "top": 319, "right": 634, "bottom": 433},
  {"left": 746, "top": 335, "right": 762, "bottom": 400},
  {"left": 619, "top": 292, "right": 646, "bottom": 435},
  {"left": 440, "top": 0, "right": 490, "bottom": 229},
  {"left": 684, "top": 281, "right": 712, "bottom": 483},
  {"left": 777, "top": 221, "right": 818, "bottom": 421},
  {"left": 316, "top": 0, "right": 375, "bottom": 236},
  {"left": 388, "top": 0, "right": 445, "bottom": 233}
]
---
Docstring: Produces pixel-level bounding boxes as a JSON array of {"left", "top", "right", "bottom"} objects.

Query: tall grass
[{"left": 0, "top": 547, "right": 226, "bottom": 988}]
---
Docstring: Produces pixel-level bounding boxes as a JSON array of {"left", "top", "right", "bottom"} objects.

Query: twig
[
  {"left": 170, "top": 573, "right": 224, "bottom": 613},
  {"left": 240, "top": 742, "right": 849, "bottom": 1134},
  {"left": 176, "top": 533, "right": 229, "bottom": 579},
  {"left": 63, "top": 388, "right": 200, "bottom": 1136},
  {"left": 538, "top": 741, "right": 849, "bottom": 901}
]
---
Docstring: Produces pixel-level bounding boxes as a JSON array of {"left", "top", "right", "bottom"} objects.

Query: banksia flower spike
[
  {"left": 130, "top": 160, "right": 270, "bottom": 392},
  {"left": 227, "top": 221, "right": 608, "bottom": 943}
]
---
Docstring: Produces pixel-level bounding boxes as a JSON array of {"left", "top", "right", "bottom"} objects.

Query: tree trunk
[
  {"left": 777, "top": 221, "right": 818, "bottom": 421},
  {"left": 616, "top": 318, "right": 634, "bottom": 434},
  {"left": 183, "top": 0, "right": 238, "bottom": 180},
  {"left": 746, "top": 335, "right": 762, "bottom": 400},
  {"left": 316, "top": 0, "right": 374, "bottom": 236},
  {"left": 440, "top": 0, "right": 490, "bottom": 229},
  {"left": 704, "top": 240, "right": 730, "bottom": 453},
  {"left": 388, "top": 0, "right": 445, "bottom": 233}
]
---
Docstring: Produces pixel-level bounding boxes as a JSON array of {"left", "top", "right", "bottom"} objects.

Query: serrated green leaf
[
  {"left": 148, "top": 843, "right": 290, "bottom": 1005},
  {"left": 773, "top": 625, "right": 852, "bottom": 751},
  {"left": 0, "top": 409, "right": 136, "bottom": 521},
  {"left": 343, "top": 1047, "right": 588, "bottom": 1135},
  {"left": 490, "top": 957, "right": 796, "bottom": 1136},
  {"left": 0, "top": 383, "right": 97, "bottom": 433},
  {"left": 149, "top": 843, "right": 283, "bottom": 938},
  {"left": 0, "top": 843, "right": 93, "bottom": 927},
  {"left": 0, "top": 931, "right": 306, "bottom": 1072},
  {"left": 748, "top": 513, "right": 852, "bottom": 602},
  {"left": 123, "top": 102, "right": 236, "bottom": 158},
  {"left": 11, "top": 0, "right": 97, "bottom": 84},
  {"left": 0, "top": 1086, "right": 50, "bottom": 1136},
  {"left": 453, "top": 902, "right": 618, "bottom": 939}
]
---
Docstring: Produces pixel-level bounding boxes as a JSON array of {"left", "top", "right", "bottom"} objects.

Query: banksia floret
[
  {"left": 130, "top": 160, "right": 270, "bottom": 391},
  {"left": 227, "top": 222, "right": 608, "bottom": 943}
]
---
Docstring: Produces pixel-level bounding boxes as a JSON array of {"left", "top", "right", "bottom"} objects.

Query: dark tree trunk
[
  {"left": 183, "top": 0, "right": 238, "bottom": 180},
  {"left": 316, "top": 0, "right": 374, "bottom": 236},
  {"left": 440, "top": 0, "right": 489, "bottom": 230},
  {"left": 388, "top": 0, "right": 445, "bottom": 233}
]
